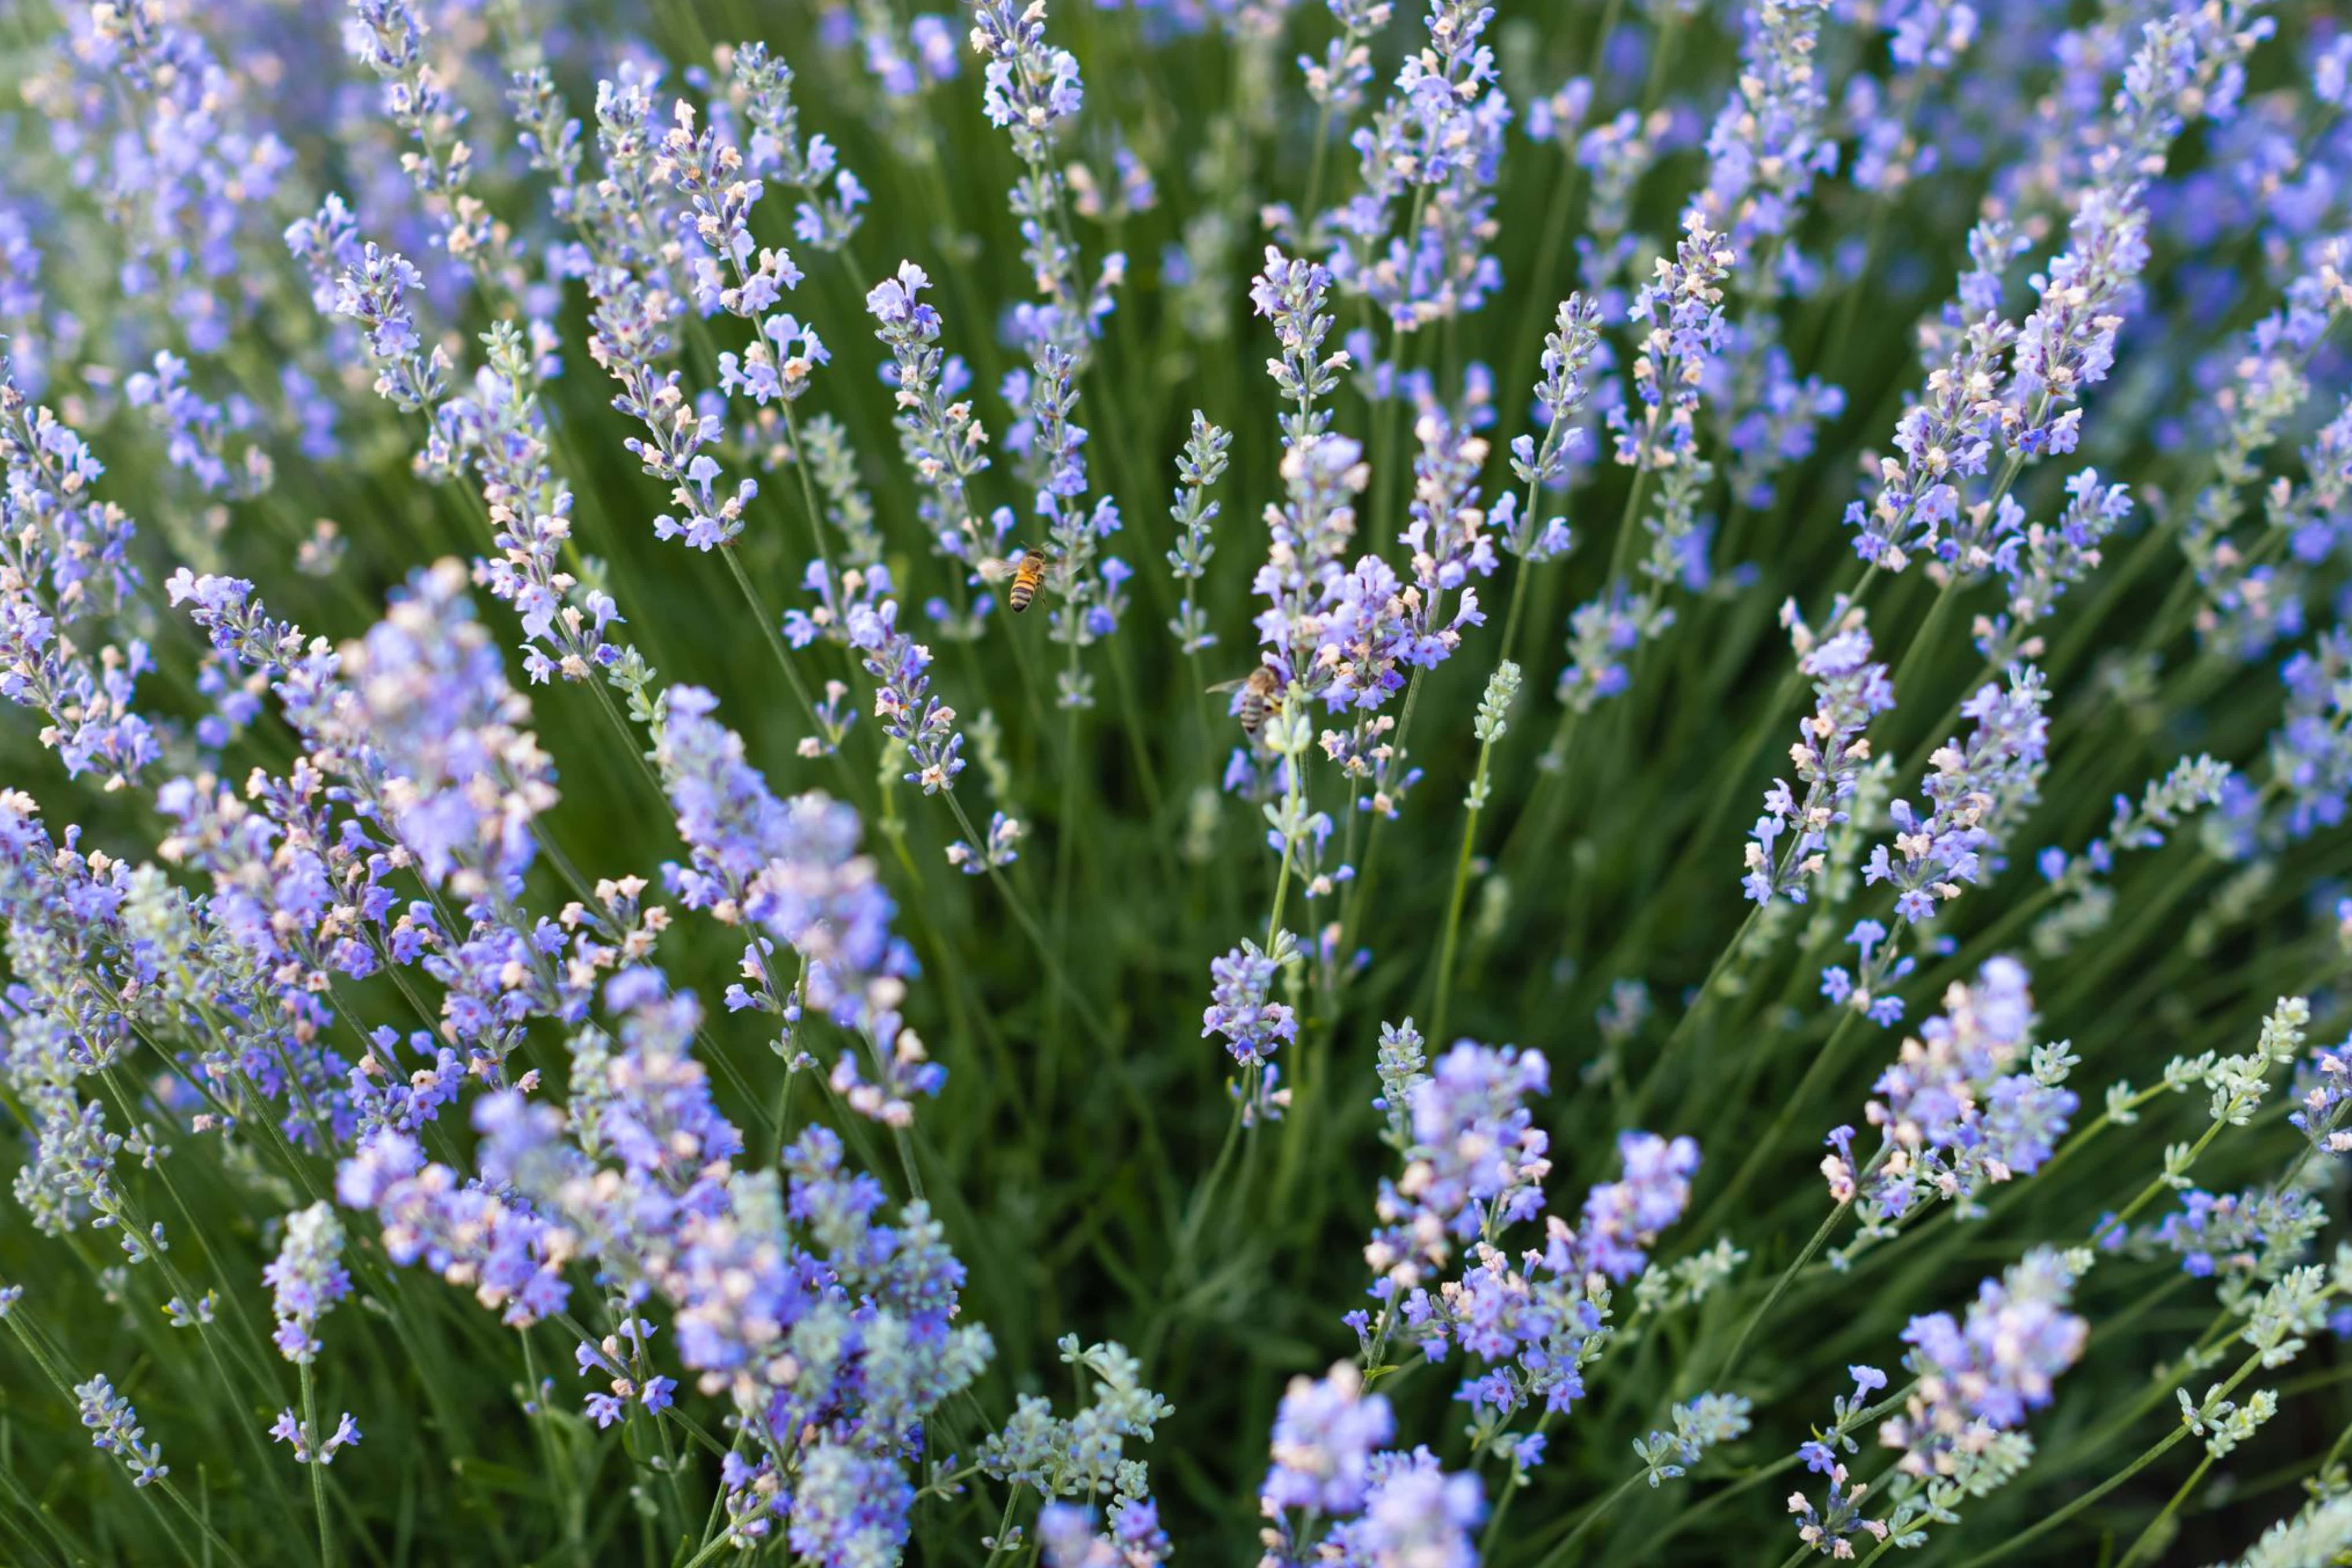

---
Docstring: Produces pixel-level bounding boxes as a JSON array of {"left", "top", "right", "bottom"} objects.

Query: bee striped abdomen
[{"left": 1009, "top": 548, "right": 1046, "bottom": 612}]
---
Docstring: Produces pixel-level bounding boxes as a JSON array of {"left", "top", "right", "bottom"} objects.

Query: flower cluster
[
  {"left": 269, "top": 1410, "right": 362, "bottom": 1466},
  {"left": 1331, "top": 0, "right": 1512, "bottom": 330},
  {"left": 264, "top": 1202, "right": 352, "bottom": 1365},
  {"left": 1823, "top": 958, "right": 2078, "bottom": 1232},
  {"left": 1611, "top": 214, "right": 1736, "bottom": 474},
  {"left": 0, "top": 366, "right": 154, "bottom": 787},
  {"left": 1257, "top": 1364, "right": 1486, "bottom": 1566},
  {"left": 1863, "top": 666, "right": 2050, "bottom": 925},
  {"left": 981, "top": 1336, "right": 1172, "bottom": 1555},
  {"left": 867, "top": 261, "right": 993, "bottom": 564},
  {"left": 1167, "top": 411, "right": 1233, "bottom": 654},
  {"left": 76, "top": 1373, "right": 167, "bottom": 1488},
  {"left": 1884, "top": 1248, "right": 2087, "bottom": 1472},
  {"left": 1693, "top": 0, "right": 1836, "bottom": 274},
  {"left": 1745, "top": 620, "right": 1896, "bottom": 905},
  {"left": 654, "top": 685, "right": 920, "bottom": 1057},
  {"left": 1791, "top": 1250, "right": 2087, "bottom": 1556}
]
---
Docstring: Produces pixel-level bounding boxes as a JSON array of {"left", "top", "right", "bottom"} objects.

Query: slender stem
[
  {"left": 2116, "top": 1452, "right": 2213, "bottom": 1568},
  {"left": 717, "top": 540, "right": 829, "bottom": 764},
  {"left": 1493, "top": 477, "right": 1545, "bottom": 674},
  {"left": 1531, "top": 1466, "right": 1645, "bottom": 1567},
  {"left": 1887, "top": 574, "right": 1959, "bottom": 708},
  {"left": 980, "top": 1483, "right": 1028, "bottom": 1568},
  {"left": 1626, "top": 908, "right": 1759, "bottom": 1123},
  {"left": 299, "top": 1361, "right": 333, "bottom": 1568},
  {"left": 1691, "top": 1009, "right": 1860, "bottom": 1238},
  {"left": 2091, "top": 1117, "right": 2230, "bottom": 1248},
  {"left": 777, "top": 400, "right": 838, "bottom": 591},
  {"left": 1956, "top": 1332, "right": 2293, "bottom": 1568},
  {"left": 1432, "top": 709, "right": 1506, "bottom": 1040},
  {"left": 676, "top": 1524, "right": 748, "bottom": 1568},
  {"left": 1301, "top": 99, "right": 1339, "bottom": 234},
  {"left": 1476, "top": 1425, "right": 1552, "bottom": 1563},
  {"left": 1174, "top": 1090, "right": 1251, "bottom": 1266},
  {"left": 1267, "top": 748, "right": 1306, "bottom": 950},
  {"left": 1334, "top": 620, "right": 1442, "bottom": 991},
  {"left": 1599, "top": 466, "right": 1653, "bottom": 597},
  {"left": 1955, "top": 1427, "right": 2191, "bottom": 1568},
  {"left": 1714, "top": 1195, "right": 1855, "bottom": 1386},
  {"left": 1047, "top": 644, "right": 1086, "bottom": 1052}
]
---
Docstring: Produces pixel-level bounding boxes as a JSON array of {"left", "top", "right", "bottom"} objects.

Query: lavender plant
[{"left": 0, "top": 0, "right": 2349, "bottom": 1563}]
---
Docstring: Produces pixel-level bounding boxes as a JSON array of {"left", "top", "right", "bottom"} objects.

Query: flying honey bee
[
  {"left": 1207, "top": 664, "right": 1283, "bottom": 736},
  {"left": 1008, "top": 546, "right": 1050, "bottom": 613}
]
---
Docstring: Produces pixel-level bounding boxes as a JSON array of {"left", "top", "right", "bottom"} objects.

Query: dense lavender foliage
[{"left": 0, "top": 0, "right": 2350, "bottom": 1563}]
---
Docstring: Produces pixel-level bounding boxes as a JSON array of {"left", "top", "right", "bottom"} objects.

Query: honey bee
[
  {"left": 1207, "top": 664, "right": 1283, "bottom": 736},
  {"left": 1008, "top": 546, "right": 1050, "bottom": 613}
]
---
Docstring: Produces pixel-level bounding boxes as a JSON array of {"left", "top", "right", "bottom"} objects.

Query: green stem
[
  {"left": 1691, "top": 1010, "right": 1860, "bottom": 1238},
  {"left": 777, "top": 399, "right": 838, "bottom": 591},
  {"left": 980, "top": 1483, "right": 1028, "bottom": 1568},
  {"left": 716, "top": 540, "right": 837, "bottom": 783},
  {"left": 1956, "top": 1334, "right": 2286, "bottom": 1568},
  {"left": 1431, "top": 713, "right": 1505, "bottom": 1041},
  {"left": 299, "top": 1361, "right": 333, "bottom": 1568},
  {"left": 2116, "top": 1452, "right": 2213, "bottom": 1568},
  {"left": 1266, "top": 740, "right": 1307, "bottom": 950},
  {"left": 1626, "top": 908, "right": 1759, "bottom": 1123},
  {"left": 1955, "top": 1427, "right": 2192, "bottom": 1568},
  {"left": 1713, "top": 1195, "right": 1855, "bottom": 1386},
  {"left": 1531, "top": 1466, "right": 1645, "bottom": 1567}
]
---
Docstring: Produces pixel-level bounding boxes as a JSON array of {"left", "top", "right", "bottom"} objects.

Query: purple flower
[
  {"left": 337, "top": 1129, "right": 573, "bottom": 1328},
  {"left": 1398, "top": 411, "right": 1497, "bottom": 646},
  {"left": 1254, "top": 432, "right": 1371, "bottom": 707},
  {"left": 1505, "top": 294, "right": 1604, "bottom": 559},
  {"left": 654, "top": 685, "right": 920, "bottom": 1061},
  {"left": 867, "top": 261, "right": 994, "bottom": 564},
  {"left": 1203, "top": 938, "right": 1297, "bottom": 1069},
  {"left": 1828, "top": 958, "right": 2076, "bottom": 1225},
  {"left": 1691, "top": 0, "right": 1836, "bottom": 272},
  {"left": 0, "top": 367, "right": 156, "bottom": 786},
  {"left": 970, "top": 0, "right": 1085, "bottom": 137},
  {"left": 1744, "top": 621, "right": 1896, "bottom": 905},
  {"left": 334, "top": 241, "right": 447, "bottom": 412},
  {"left": 1977, "top": 468, "right": 2134, "bottom": 662},
  {"left": 1864, "top": 666, "right": 2049, "bottom": 924},
  {"left": 1252, "top": 246, "right": 1348, "bottom": 444},
  {"left": 1262, "top": 1363, "right": 1395, "bottom": 1515},
  {"left": 1327, "top": 1446, "right": 1486, "bottom": 1566},
  {"left": 269, "top": 1409, "right": 361, "bottom": 1466},
  {"left": 330, "top": 561, "right": 558, "bottom": 893},
  {"left": 1329, "top": 1, "right": 1510, "bottom": 329},
  {"left": 1887, "top": 1248, "right": 2085, "bottom": 1455},
  {"left": 1565, "top": 1131, "right": 1700, "bottom": 1283},
  {"left": 841, "top": 591, "right": 968, "bottom": 792},
  {"left": 76, "top": 1374, "right": 166, "bottom": 1486},
  {"left": 2151, "top": 1186, "right": 2328, "bottom": 1280},
  {"left": 1403, "top": 1043, "right": 1553, "bottom": 1241},
  {"left": 1611, "top": 214, "right": 1736, "bottom": 474},
  {"left": 2292, "top": 1038, "right": 2352, "bottom": 1158},
  {"left": 263, "top": 1203, "right": 351, "bottom": 1365}
]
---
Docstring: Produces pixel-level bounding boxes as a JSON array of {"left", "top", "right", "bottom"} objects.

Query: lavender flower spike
[{"left": 1744, "top": 619, "right": 1896, "bottom": 906}]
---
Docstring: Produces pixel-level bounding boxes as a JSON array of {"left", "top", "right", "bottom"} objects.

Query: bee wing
[{"left": 1204, "top": 678, "right": 1248, "bottom": 694}]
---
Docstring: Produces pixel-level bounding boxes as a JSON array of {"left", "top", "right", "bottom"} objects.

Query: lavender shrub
[{"left": 0, "top": 0, "right": 2348, "bottom": 1563}]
